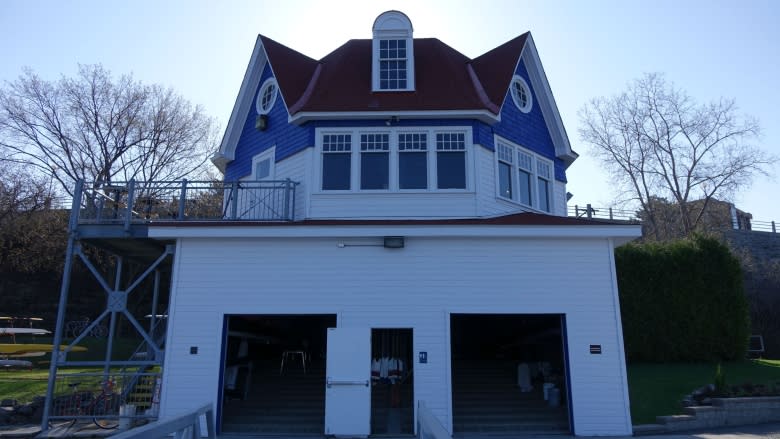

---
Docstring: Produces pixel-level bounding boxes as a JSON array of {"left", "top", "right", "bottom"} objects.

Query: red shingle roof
[{"left": 258, "top": 33, "right": 530, "bottom": 115}]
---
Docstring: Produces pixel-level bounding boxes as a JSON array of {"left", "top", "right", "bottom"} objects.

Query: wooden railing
[{"left": 110, "top": 402, "right": 215, "bottom": 439}]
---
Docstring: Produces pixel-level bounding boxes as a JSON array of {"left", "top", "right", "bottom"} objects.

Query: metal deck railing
[
  {"left": 49, "top": 371, "right": 162, "bottom": 424},
  {"left": 74, "top": 179, "right": 299, "bottom": 224},
  {"left": 567, "top": 204, "right": 639, "bottom": 222}
]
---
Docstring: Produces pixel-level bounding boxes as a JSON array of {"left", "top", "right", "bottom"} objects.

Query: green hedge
[{"left": 616, "top": 236, "right": 749, "bottom": 362}]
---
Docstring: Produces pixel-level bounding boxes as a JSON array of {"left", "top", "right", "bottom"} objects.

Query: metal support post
[
  {"left": 178, "top": 179, "right": 187, "bottom": 220},
  {"left": 103, "top": 256, "right": 124, "bottom": 377},
  {"left": 41, "top": 180, "right": 83, "bottom": 430},
  {"left": 124, "top": 179, "right": 135, "bottom": 232},
  {"left": 150, "top": 270, "right": 160, "bottom": 335},
  {"left": 230, "top": 181, "right": 239, "bottom": 219}
]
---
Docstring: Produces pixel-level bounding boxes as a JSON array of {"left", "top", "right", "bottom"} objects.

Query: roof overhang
[
  {"left": 288, "top": 109, "right": 499, "bottom": 125},
  {"left": 212, "top": 36, "right": 269, "bottom": 174},
  {"left": 518, "top": 34, "right": 578, "bottom": 168},
  {"left": 148, "top": 222, "right": 640, "bottom": 246}
]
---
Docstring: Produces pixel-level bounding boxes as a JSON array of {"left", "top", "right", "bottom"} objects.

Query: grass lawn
[
  {"left": 627, "top": 359, "right": 780, "bottom": 424},
  {"left": 0, "top": 337, "right": 142, "bottom": 404}
]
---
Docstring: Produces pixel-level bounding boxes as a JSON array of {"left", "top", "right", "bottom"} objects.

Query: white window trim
[
  {"left": 494, "top": 136, "right": 553, "bottom": 212},
  {"left": 372, "top": 37, "right": 415, "bottom": 92},
  {"left": 371, "top": 11, "right": 415, "bottom": 92},
  {"left": 255, "top": 78, "right": 278, "bottom": 115},
  {"left": 510, "top": 75, "right": 533, "bottom": 114},
  {"left": 248, "top": 146, "right": 275, "bottom": 181},
  {"left": 314, "top": 127, "right": 472, "bottom": 193}
]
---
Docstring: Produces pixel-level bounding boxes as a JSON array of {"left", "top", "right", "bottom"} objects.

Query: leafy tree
[
  {"left": 0, "top": 64, "right": 219, "bottom": 196},
  {"left": 580, "top": 73, "right": 776, "bottom": 240},
  {"left": 616, "top": 236, "right": 750, "bottom": 362}
]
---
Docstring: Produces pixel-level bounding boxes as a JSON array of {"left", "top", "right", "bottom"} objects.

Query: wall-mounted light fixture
[
  {"left": 385, "top": 115, "right": 400, "bottom": 126},
  {"left": 255, "top": 114, "right": 268, "bottom": 131},
  {"left": 383, "top": 236, "right": 405, "bottom": 249}
]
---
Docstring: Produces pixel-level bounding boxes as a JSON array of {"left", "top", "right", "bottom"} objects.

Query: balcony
[{"left": 73, "top": 179, "right": 299, "bottom": 225}]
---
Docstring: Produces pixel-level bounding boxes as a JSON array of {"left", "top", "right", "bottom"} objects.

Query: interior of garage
[
  {"left": 219, "top": 314, "right": 336, "bottom": 435},
  {"left": 450, "top": 313, "right": 570, "bottom": 435}
]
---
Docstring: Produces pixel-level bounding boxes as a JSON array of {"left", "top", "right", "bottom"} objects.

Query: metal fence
[
  {"left": 75, "top": 179, "right": 298, "bottom": 224},
  {"left": 567, "top": 204, "right": 639, "bottom": 222},
  {"left": 49, "top": 371, "right": 161, "bottom": 423},
  {"left": 749, "top": 219, "right": 778, "bottom": 234}
]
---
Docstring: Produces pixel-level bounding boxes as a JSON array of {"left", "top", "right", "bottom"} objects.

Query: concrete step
[{"left": 633, "top": 423, "right": 668, "bottom": 436}]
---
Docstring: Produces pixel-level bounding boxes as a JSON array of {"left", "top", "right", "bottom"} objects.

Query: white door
[{"left": 325, "top": 327, "right": 371, "bottom": 437}]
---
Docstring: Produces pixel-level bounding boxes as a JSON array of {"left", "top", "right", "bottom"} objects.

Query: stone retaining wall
[{"left": 638, "top": 397, "right": 780, "bottom": 434}]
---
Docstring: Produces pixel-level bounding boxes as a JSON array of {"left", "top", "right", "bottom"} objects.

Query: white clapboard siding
[{"left": 159, "top": 235, "right": 632, "bottom": 436}]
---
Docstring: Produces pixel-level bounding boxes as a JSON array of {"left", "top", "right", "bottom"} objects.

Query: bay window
[
  {"left": 319, "top": 128, "right": 469, "bottom": 192},
  {"left": 496, "top": 139, "right": 553, "bottom": 212}
]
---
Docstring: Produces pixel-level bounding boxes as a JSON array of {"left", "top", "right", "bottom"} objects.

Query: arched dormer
[{"left": 372, "top": 11, "right": 415, "bottom": 92}]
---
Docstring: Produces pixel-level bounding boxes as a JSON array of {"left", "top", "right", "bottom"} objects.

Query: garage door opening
[
  {"left": 220, "top": 314, "right": 336, "bottom": 435},
  {"left": 450, "top": 314, "right": 570, "bottom": 435}
]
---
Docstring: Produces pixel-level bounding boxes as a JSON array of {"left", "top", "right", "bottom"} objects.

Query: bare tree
[
  {"left": 579, "top": 73, "right": 776, "bottom": 239},
  {"left": 0, "top": 64, "right": 218, "bottom": 196}
]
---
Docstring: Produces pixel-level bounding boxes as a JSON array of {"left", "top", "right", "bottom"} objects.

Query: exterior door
[{"left": 325, "top": 327, "right": 371, "bottom": 437}]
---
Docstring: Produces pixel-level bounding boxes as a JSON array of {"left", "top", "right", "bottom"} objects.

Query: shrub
[{"left": 616, "top": 235, "right": 750, "bottom": 361}]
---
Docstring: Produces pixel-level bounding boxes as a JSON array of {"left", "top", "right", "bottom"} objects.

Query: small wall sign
[
  {"left": 418, "top": 351, "right": 427, "bottom": 363},
  {"left": 589, "top": 344, "right": 602, "bottom": 354}
]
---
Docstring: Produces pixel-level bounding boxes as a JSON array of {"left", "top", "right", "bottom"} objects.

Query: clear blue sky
[{"left": 2, "top": 0, "right": 779, "bottom": 222}]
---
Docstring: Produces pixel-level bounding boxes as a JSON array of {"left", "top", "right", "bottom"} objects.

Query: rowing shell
[
  {"left": 0, "top": 359, "right": 32, "bottom": 368},
  {"left": 0, "top": 328, "right": 51, "bottom": 335},
  {"left": 0, "top": 344, "right": 87, "bottom": 355}
]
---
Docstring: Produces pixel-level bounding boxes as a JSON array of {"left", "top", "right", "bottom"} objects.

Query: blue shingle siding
[
  {"left": 225, "top": 64, "right": 313, "bottom": 181},
  {"left": 226, "top": 60, "right": 566, "bottom": 183},
  {"left": 488, "top": 60, "right": 567, "bottom": 183}
]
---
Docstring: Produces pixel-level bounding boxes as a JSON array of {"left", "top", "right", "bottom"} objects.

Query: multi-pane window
[
  {"left": 322, "top": 134, "right": 351, "bottom": 190},
  {"left": 537, "top": 160, "right": 551, "bottom": 212},
  {"left": 497, "top": 144, "right": 513, "bottom": 199},
  {"left": 320, "top": 129, "right": 469, "bottom": 192},
  {"left": 496, "top": 140, "right": 553, "bottom": 212},
  {"left": 379, "top": 39, "right": 407, "bottom": 90},
  {"left": 436, "top": 133, "right": 466, "bottom": 189},
  {"left": 398, "top": 133, "right": 427, "bottom": 189},
  {"left": 517, "top": 151, "right": 533, "bottom": 206},
  {"left": 360, "top": 134, "right": 390, "bottom": 190},
  {"left": 256, "top": 79, "right": 277, "bottom": 115}
]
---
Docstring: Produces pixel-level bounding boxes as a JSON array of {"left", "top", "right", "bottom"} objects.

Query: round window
[
  {"left": 256, "top": 79, "right": 278, "bottom": 115},
  {"left": 510, "top": 76, "right": 533, "bottom": 113}
]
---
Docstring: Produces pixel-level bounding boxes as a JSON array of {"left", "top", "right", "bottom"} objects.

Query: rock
[
  {"left": 0, "top": 399, "right": 17, "bottom": 407},
  {"left": 16, "top": 404, "right": 33, "bottom": 416}
]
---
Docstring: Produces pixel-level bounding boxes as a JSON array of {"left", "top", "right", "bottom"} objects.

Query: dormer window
[
  {"left": 379, "top": 39, "right": 407, "bottom": 90},
  {"left": 372, "top": 11, "right": 415, "bottom": 92}
]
